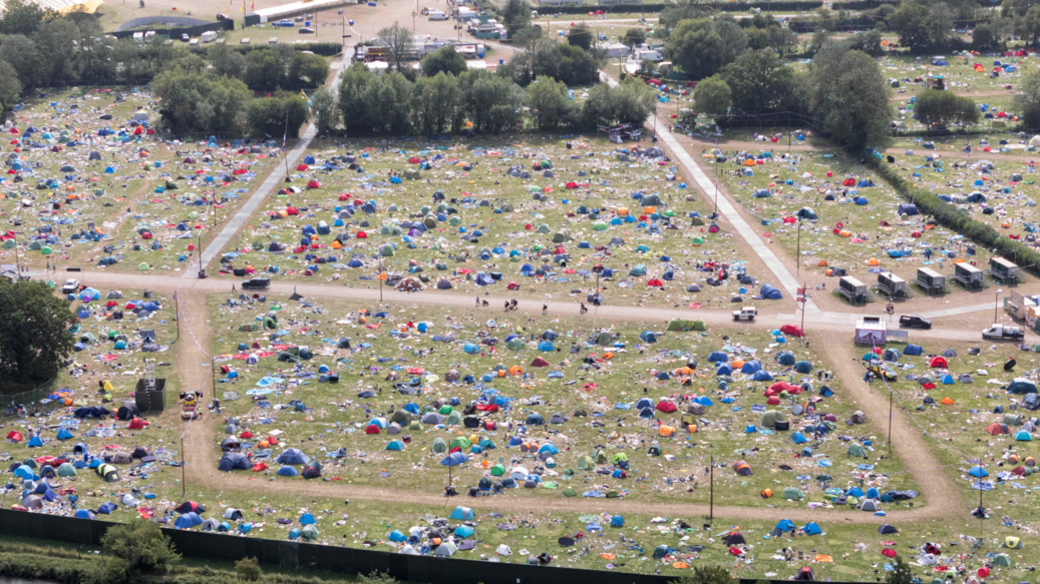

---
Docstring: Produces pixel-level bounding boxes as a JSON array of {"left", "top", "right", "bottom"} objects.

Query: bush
[
  {"left": 100, "top": 519, "right": 180, "bottom": 575},
  {"left": 672, "top": 564, "right": 732, "bottom": 584},
  {"left": 869, "top": 156, "right": 1040, "bottom": 277},
  {"left": 235, "top": 556, "right": 262, "bottom": 581},
  {"left": 358, "top": 570, "right": 398, "bottom": 584},
  {"left": 246, "top": 94, "right": 310, "bottom": 139}
]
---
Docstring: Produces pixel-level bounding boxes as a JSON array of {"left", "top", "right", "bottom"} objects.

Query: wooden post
[
  {"left": 211, "top": 357, "right": 217, "bottom": 396},
  {"left": 888, "top": 387, "right": 893, "bottom": 447},
  {"left": 799, "top": 283, "right": 806, "bottom": 334},
  {"left": 796, "top": 220, "right": 801, "bottom": 277},
  {"left": 709, "top": 454, "right": 714, "bottom": 522}
]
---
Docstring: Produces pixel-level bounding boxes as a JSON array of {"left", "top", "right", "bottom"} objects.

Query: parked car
[
  {"left": 732, "top": 306, "right": 757, "bottom": 322},
  {"left": 242, "top": 278, "right": 271, "bottom": 290},
  {"left": 898, "top": 315, "right": 932, "bottom": 329},
  {"left": 61, "top": 279, "right": 80, "bottom": 294}
]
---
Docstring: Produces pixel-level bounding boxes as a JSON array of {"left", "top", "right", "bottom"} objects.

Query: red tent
[
  {"left": 531, "top": 357, "right": 550, "bottom": 367},
  {"left": 842, "top": 178, "right": 855, "bottom": 186},
  {"left": 656, "top": 401, "right": 677, "bottom": 413},
  {"left": 766, "top": 396, "right": 780, "bottom": 405},
  {"left": 306, "top": 180, "right": 321, "bottom": 189},
  {"left": 365, "top": 424, "right": 381, "bottom": 434},
  {"left": 296, "top": 164, "right": 309, "bottom": 171},
  {"left": 881, "top": 548, "right": 897, "bottom": 558},
  {"left": 408, "top": 156, "right": 420, "bottom": 163},
  {"left": 128, "top": 418, "right": 148, "bottom": 430},
  {"left": 285, "top": 206, "right": 299, "bottom": 216},
  {"left": 565, "top": 181, "right": 578, "bottom": 189},
  {"left": 647, "top": 279, "right": 664, "bottom": 287},
  {"left": 780, "top": 324, "right": 805, "bottom": 337},
  {"left": 252, "top": 462, "right": 267, "bottom": 472},
  {"left": 6, "top": 431, "right": 22, "bottom": 442},
  {"left": 929, "top": 356, "right": 948, "bottom": 368}
]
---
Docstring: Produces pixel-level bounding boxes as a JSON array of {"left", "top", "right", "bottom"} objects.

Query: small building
[
  {"left": 838, "top": 276, "right": 868, "bottom": 305},
  {"left": 916, "top": 267, "right": 946, "bottom": 295},
  {"left": 989, "top": 257, "right": 1020, "bottom": 284},
  {"left": 876, "top": 271, "right": 906, "bottom": 299},
  {"left": 855, "top": 316, "right": 887, "bottom": 346},
  {"left": 952, "top": 262, "right": 983, "bottom": 289}
]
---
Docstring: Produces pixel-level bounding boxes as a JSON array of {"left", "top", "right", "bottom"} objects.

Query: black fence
[
  {"left": 109, "top": 18, "right": 233, "bottom": 40},
  {"left": 0, "top": 509, "right": 866, "bottom": 584},
  {"left": 536, "top": 0, "right": 827, "bottom": 15}
]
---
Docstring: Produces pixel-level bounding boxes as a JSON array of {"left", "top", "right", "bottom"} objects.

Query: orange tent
[{"left": 939, "top": 397, "right": 955, "bottom": 405}]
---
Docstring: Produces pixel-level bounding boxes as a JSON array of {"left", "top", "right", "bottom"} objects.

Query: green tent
[
  {"left": 389, "top": 411, "right": 413, "bottom": 425},
  {"left": 666, "top": 319, "right": 707, "bottom": 332},
  {"left": 490, "top": 463, "right": 506, "bottom": 476},
  {"left": 301, "top": 524, "right": 319, "bottom": 541},
  {"left": 594, "top": 449, "right": 608, "bottom": 463},
  {"left": 611, "top": 453, "right": 629, "bottom": 463},
  {"left": 446, "top": 411, "right": 462, "bottom": 425},
  {"left": 507, "top": 338, "right": 525, "bottom": 350},
  {"left": 782, "top": 487, "right": 804, "bottom": 500},
  {"left": 847, "top": 443, "right": 868, "bottom": 458},
  {"left": 562, "top": 487, "right": 577, "bottom": 497},
  {"left": 449, "top": 437, "right": 471, "bottom": 450},
  {"left": 438, "top": 405, "right": 454, "bottom": 415},
  {"left": 760, "top": 411, "right": 787, "bottom": 427},
  {"left": 993, "top": 554, "right": 1012, "bottom": 567},
  {"left": 431, "top": 438, "right": 447, "bottom": 453},
  {"left": 577, "top": 455, "right": 595, "bottom": 470}
]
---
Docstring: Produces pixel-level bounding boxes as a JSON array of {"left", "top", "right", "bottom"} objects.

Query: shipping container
[
  {"left": 989, "top": 257, "right": 1020, "bottom": 284},
  {"left": 877, "top": 272, "right": 907, "bottom": 299},
  {"left": 916, "top": 267, "right": 946, "bottom": 295},
  {"left": 952, "top": 262, "right": 983, "bottom": 289},
  {"left": 839, "top": 276, "right": 868, "bottom": 305}
]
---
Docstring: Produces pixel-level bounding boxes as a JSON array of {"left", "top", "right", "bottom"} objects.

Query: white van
[
  {"left": 428, "top": 10, "right": 448, "bottom": 20},
  {"left": 201, "top": 30, "right": 218, "bottom": 42}
]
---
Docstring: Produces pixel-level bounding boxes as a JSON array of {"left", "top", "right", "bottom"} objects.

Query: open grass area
[
  {"left": 216, "top": 135, "right": 781, "bottom": 310},
  {"left": 713, "top": 147, "right": 1003, "bottom": 285},
  {"left": 0, "top": 87, "right": 279, "bottom": 275},
  {"left": 206, "top": 292, "right": 917, "bottom": 508}
]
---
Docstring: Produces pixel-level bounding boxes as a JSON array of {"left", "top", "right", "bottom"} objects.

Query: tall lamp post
[{"left": 995, "top": 288, "right": 1003, "bottom": 324}]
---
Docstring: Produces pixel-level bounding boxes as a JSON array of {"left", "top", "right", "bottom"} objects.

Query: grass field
[
  {"left": 206, "top": 293, "right": 918, "bottom": 507},
  {"left": 215, "top": 135, "right": 781, "bottom": 310}
]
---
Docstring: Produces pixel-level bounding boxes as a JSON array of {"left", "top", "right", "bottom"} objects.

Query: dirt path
[{"left": 155, "top": 274, "right": 973, "bottom": 522}]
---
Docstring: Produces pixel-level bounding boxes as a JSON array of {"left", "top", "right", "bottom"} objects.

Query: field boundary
[{"left": 0, "top": 509, "right": 869, "bottom": 584}]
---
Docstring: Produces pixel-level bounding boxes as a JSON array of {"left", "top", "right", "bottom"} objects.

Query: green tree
[
  {"left": 338, "top": 62, "right": 374, "bottom": 135},
  {"left": 665, "top": 19, "right": 727, "bottom": 79},
  {"left": 809, "top": 42, "right": 892, "bottom": 149},
  {"left": 290, "top": 51, "right": 329, "bottom": 86},
  {"left": 622, "top": 27, "right": 646, "bottom": 46},
  {"left": 581, "top": 76, "right": 656, "bottom": 128},
  {"left": 461, "top": 70, "right": 522, "bottom": 133},
  {"left": 377, "top": 23, "right": 414, "bottom": 72},
  {"left": 0, "top": 0, "right": 47, "bottom": 36},
  {"left": 310, "top": 85, "right": 339, "bottom": 136},
  {"left": 659, "top": 0, "right": 711, "bottom": 30},
  {"left": 152, "top": 63, "right": 251, "bottom": 136},
  {"left": 767, "top": 25, "right": 798, "bottom": 57},
  {"left": 886, "top": 556, "right": 914, "bottom": 584},
  {"left": 0, "top": 279, "right": 70, "bottom": 389},
  {"left": 34, "top": 17, "right": 77, "bottom": 85},
  {"left": 672, "top": 563, "right": 732, "bottom": 584},
  {"left": 209, "top": 42, "right": 246, "bottom": 78},
  {"left": 0, "top": 35, "right": 43, "bottom": 89},
  {"left": 235, "top": 557, "right": 262, "bottom": 582},
  {"left": 915, "top": 89, "right": 980, "bottom": 126},
  {"left": 243, "top": 49, "right": 285, "bottom": 91},
  {"left": 100, "top": 520, "right": 180, "bottom": 575},
  {"left": 365, "top": 72, "right": 415, "bottom": 135},
  {"left": 567, "top": 23, "right": 593, "bottom": 50},
  {"left": 502, "top": 0, "right": 532, "bottom": 36},
  {"left": 747, "top": 27, "right": 771, "bottom": 51},
  {"left": 413, "top": 72, "right": 461, "bottom": 134},
  {"left": 524, "top": 75, "right": 575, "bottom": 130},
  {"left": 421, "top": 46, "right": 467, "bottom": 77},
  {"left": 720, "top": 49, "right": 794, "bottom": 115},
  {"left": 0, "top": 61, "right": 22, "bottom": 112},
  {"left": 694, "top": 74, "right": 731, "bottom": 115},
  {"left": 890, "top": 1, "right": 952, "bottom": 51},
  {"left": 844, "top": 30, "right": 883, "bottom": 58},
  {"left": 972, "top": 23, "right": 997, "bottom": 51},
  {"left": 713, "top": 19, "right": 748, "bottom": 64},
  {"left": 1020, "top": 69, "right": 1040, "bottom": 128}
]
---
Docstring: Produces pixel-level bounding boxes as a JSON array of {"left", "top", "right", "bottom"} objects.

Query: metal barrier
[
  {"left": 1, "top": 378, "right": 56, "bottom": 408},
  {"left": 0, "top": 509, "right": 868, "bottom": 584}
]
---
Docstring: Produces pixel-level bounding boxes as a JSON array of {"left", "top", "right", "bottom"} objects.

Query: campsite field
[
  {"left": 0, "top": 87, "right": 280, "bottom": 276},
  {"left": 205, "top": 292, "right": 919, "bottom": 509},
  {"left": 713, "top": 147, "right": 1001, "bottom": 285},
  {"left": 215, "top": 135, "right": 783, "bottom": 310},
  {"left": 871, "top": 338, "right": 1040, "bottom": 510}
]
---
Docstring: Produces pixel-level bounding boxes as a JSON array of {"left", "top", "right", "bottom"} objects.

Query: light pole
[
  {"left": 995, "top": 288, "right": 1003, "bottom": 324},
  {"left": 713, "top": 139, "right": 719, "bottom": 216}
]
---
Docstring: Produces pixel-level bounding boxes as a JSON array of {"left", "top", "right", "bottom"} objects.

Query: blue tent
[
  {"left": 610, "top": 515, "right": 625, "bottom": 527},
  {"left": 450, "top": 506, "right": 475, "bottom": 520},
  {"left": 640, "top": 330, "right": 658, "bottom": 343},
  {"left": 175, "top": 512, "right": 204, "bottom": 529},
  {"left": 97, "top": 502, "right": 118, "bottom": 514},
  {"left": 745, "top": 425, "right": 758, "bottom": 433},
  {"left": 56, "top": 429, "right": 74, "bottom": 440},
  {"left": 741, "top": 360, "right": 762, "bottom": 374},
  {"left": 904, "top": 344, "right": 924, "bottom": 356},
  {"left": 751, "top": 370, "right": 774, "bottom": 381},
  {"left": 775, "top": 519, "right": 795, "bottom": 533},
  {"left": 898, "top": 204, "right": 919, "bottom": 216},
  {"left": 27, "top": 436, "right": 43, "bottom": 448},
  {"left": 276, "top": 448, "right": 310, "bottom": 465},
  {"left": 795, "top": 361, "right": 813, "bottom": 373},
  {"left": 538, "top": 443, "right": 559, "bottom": 455},
  {"left": 75, "top": 509, "right": 95, "bottom": 520},
  {"left": 441, "top": 452, "right": 469, "bottom": 467},
  {"left": 941, "top": 374, "right": 954, "bottom": 385},
  {"left": 299, "top": 513, "right": 316, "bottom": 525},
  {"left": 537, "top": 341, "right": 555, "bottom": 352},
  {"left": 1016, "top": 430, "right": 1032, "bottom": 441},
  {"left": 708, "top": 351, "right": 728, "bottom": 363},
  {"left": 777, "top": 351, "right": 795, "bottom": 365},
  {"left": 388, "top": 530, "right": 407, "bottom": 542},
  {"left": 760, "top": 284, "right": 783, "bottom": 300},
  {"left": 802, "top": 522, "right": 823, "bottom": 535},
  {"left": 454, "top": 525, "right": 475, "bottom": 538},
  {"left": 854, "top": 197, "right": 869, "bottom": 205},
  {"left": 386, "top": 440, "right": 404, "bottom": 451},
  {"left": 1008, "top": 379, "right": 1038, "bottom": 394},
  {"left": 716, "top": 364, "right": 733, "bottom": 376},
  {"left": 276, "top": 466, "right": 299, "bottom": 476},
  {"left": 846, "top": 487, "right": 864, "bottom": 497},
  {"left": 790, "top": 432, "right": 807, "bottom": 444},
  {"left": 635, "top": 398, "right": 654, "bottom": 410},
  {"left": 968, "top": 466, "right": 988, "bottom": 477},
  {"left": 694, "top": 396, "right": 713, "bottom": 406},
  {"left": 866, "top": 487, "right": 880, "bottom": 500}
]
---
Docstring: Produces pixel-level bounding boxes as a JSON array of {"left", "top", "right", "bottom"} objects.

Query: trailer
[
  {"left": 989, "top": 257, "right": 1020, "bottom": 284},
  {"left": 916, "top": 267, "right": 946, "bottom": 295},
  {"left": 876, "top": 271, "right": 907, "bottom": 299},
  {"left": 839, "top": 276, "right": 868, "bottom": 305},
  {"left": 952, "top": 262, "right": 983, "bottom": 290},
  {"left": 855, "top": 316, "right": 888, "bottom": 345}
]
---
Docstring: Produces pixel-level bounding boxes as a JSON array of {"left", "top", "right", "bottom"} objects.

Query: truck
[
  {"left": 989, "top": 257, "right": 1020, "bottom": 285},
  {"left": 732, "top": 306, "right": 757, "bottom": 322},
  {"left": 242, "top": 277, "right": 271, "bottom": 290},
  {"left": 982, "top": 324, "right": 1025, "bottom": 341},
  {"left": 428, "top": 10, "right": 448, "bottom": 19},
  {"left": 201, "top": 30, "right": 218, "bottom": 43}
]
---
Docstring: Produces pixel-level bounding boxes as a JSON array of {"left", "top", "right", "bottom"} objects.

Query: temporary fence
[
  {"left": 0, "top": 509, "right": 870, "bottom": 584},
  {"left": 1, "top": 377, "right": 57, "bottom": 409}
]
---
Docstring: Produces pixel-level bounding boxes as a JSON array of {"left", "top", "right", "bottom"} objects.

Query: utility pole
[
  {"left": 888, "top": 387, "right": 893, "bottom": 447},
  {"left": 708, "top": 454, "right": 714, "bottom": 522},
  {"left": 796, "top": 220, "right": 801, "bottom": 277},
  {"left": 798, "top": 284, "right": 807, "bottom": 334},
  {"left": 180, "top": 437, "right": 186, "bottom": 497},
  {"left": 196, "top": 231, "right": 203, "bottom": 278},
  {"left": 210, "top": 357, "right": 217, "bottom": 395},
  {"left": 995, "top": 288, "right": 1003, "bottom": 324},
  {"left": 713, "top": 139, "right": 719, "bottom": 216}
]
